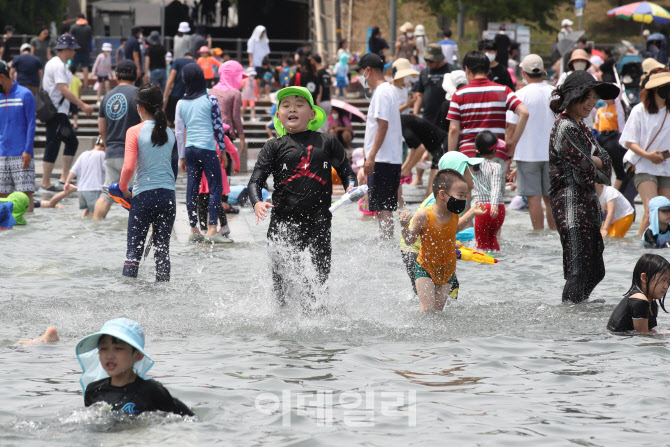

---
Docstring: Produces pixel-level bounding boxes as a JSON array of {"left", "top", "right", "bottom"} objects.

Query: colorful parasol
[
  {"left": 607, "top": 1, "right": 670, "bottom": 24},
  {"left": 330, "top": 98, "right": 367, "bottom": 122}
]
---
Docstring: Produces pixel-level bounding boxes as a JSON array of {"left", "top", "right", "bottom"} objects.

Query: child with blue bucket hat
[{"left": 76, "top": 318, "right": 193, "bottom": 416}]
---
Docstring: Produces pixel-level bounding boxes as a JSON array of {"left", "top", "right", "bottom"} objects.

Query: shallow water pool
[{"left": 1, "top": 186, "right": 669, "bottom": 446}]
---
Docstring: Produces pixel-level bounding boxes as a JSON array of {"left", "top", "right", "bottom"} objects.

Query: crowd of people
[{"left": 1, "top": 15, "right": 670, "bottom": 341}]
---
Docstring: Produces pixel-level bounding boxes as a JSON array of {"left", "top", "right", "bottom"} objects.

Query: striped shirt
[
  {"left": 472, "top": 159, "right": 503, "bottom": 207},
  {"left": 447, "top": 77, "right": 522, "bottom": 159}
]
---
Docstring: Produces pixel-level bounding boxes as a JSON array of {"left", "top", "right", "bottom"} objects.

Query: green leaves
[{"left": 0, "top": 0, "right": 67, "bottom": 34}]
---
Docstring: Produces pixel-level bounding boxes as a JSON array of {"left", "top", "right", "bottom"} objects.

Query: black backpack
[{"left": 35, "top": 88, "right": 61, "bottom": 123}]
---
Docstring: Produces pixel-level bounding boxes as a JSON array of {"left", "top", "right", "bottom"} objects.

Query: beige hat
[
  {"left": 392, "top": 58, "right": 419, "bottom": 80},
  {"left": 568, "top": 49, "right": 590, "bottom": 68},
  {"left": 642, "top": 57, "right": 665, "bottom": 76},
  {"left": 399, "top": 22, "right": 414, "bottom": 33},
  {"left": 645, "top": 72, "right": 670, "bottom": 90},
  {"left": 520, "top": 54, "right": 545, "bottom": 75}
]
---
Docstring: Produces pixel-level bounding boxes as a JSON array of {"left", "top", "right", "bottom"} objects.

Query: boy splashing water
[
  {"left": 400, "top": 169, "right": 486, "bottom": 312},
  {"left": 248, "top": 86, "right": 357, "bottom": 307}
]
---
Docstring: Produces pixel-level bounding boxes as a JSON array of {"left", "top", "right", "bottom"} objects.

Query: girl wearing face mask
[
  {"left": 390, "top": 58, "right": 419, "bottom": 115},
  {"left": 395, "top": 22, "right": 416, "bottom": 61},
  {"left": 620, "top": 71, "right": 670, "bottom": 238},
  {"left": 548, "top": 71, "right": 619, "bottom": 303}
]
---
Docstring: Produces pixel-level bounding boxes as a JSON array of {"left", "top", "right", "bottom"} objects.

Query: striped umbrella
[{"left": 607, "top": 1, "right": 670, "bottom": 24}]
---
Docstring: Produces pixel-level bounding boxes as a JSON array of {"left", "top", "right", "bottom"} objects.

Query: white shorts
[{"left": 0, "top": 156, "right": 35, "bottom": 193}]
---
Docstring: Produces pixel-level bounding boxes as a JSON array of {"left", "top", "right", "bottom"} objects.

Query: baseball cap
[
  {"left": 20, "top": 43, "right": 31, "bottom": 52},
  {"left": 115, "top": 59, "right": 137, "bottom": 76},
  {"left": 273, "top": 86, "right": 327, "bottom": 136},
  {"left": 353, "top": 53, "right": 384, "bottom": 71},
  {"left": 520, "top": 54, "right": 546, "bottom": 75},
  {"left": 54, "top": 34, "right": 80, "bottom": 50}
]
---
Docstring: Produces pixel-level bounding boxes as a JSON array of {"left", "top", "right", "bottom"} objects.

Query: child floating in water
[
  {"left": 400, "top": 169, "right": 486, "bottom": 312},
  {"left": 595, "top": 183, "right": 634, "bottom": 238},
  {"left": 76, "top": 318, "right": 193, "bottom": 416},
  {"left": 472, "top": 131, "right": 505, "bottom": 251},
  {"left": 643, "top": 196, "right": 670, "bottom": 248},
  {"left": 607, "top": 254, "right": 670, "bottom": 333},
  {"left": 12, "top": 327, "right": 60, "bottom": 347},
  {"left": 248, "top": 86, "right": 357, "bottom": 306}
]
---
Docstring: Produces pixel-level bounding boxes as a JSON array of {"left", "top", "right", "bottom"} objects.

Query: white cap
[
  {"left": 561, "top": 19, "right": 574, "bottom": 27},
  {"left": 101, "top": 42, "right": 112, "bottom": 52},
  {"left": 178, "top": 22, "right": 191, "bottom": 33},
  {"left": 20, "top": 43, "right": 31, "bottom": 52}
]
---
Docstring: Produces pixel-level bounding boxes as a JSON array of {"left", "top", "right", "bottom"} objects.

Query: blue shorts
[
  {"left": 71, "top": 52, "right": 91, "bottom": 69},
  {"left": 336, "top": 75, "right": 348, "bottom": 88},
  {"left": 267, "top": 120, "right": 275, "bottom": 130},
  {"left": 97, "top": 76, "right": 109, "bottom": 83}
]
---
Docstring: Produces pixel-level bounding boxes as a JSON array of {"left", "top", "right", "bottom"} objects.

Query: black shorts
[
  {"left": 430, "top": 143, "right": 446, "bottom": 170},
  {"left": 368, "top": 162, "right": 401, "bottom": 212},
  {"left": 69, "top": 103, "right": 79, "bottom": 116},
  {"left": 166, "top": 96, "right": 179, "bottom": 124}
]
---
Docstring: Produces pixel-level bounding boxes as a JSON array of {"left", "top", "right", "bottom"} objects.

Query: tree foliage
[
  {"left": 414, "top": 0, "right": 570, "bottom": 32},
  {"left": 0, "top": 0, "right": 67, "bottom": 34}
]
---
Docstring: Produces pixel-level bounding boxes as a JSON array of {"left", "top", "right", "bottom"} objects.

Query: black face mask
[
  {"left": 445, "top": 194, "right": 467, "bottom": 214},
  {"left": 658, "top": 86, "right": 670, "bottom": 99}
]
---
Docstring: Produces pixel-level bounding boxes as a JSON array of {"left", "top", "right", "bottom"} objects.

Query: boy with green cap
[
  {"left": 0, "top": 191, "right": 29, "bottom": 226},
  {"left": 248, "top": 86, "right": 357, "bottom": 306}
]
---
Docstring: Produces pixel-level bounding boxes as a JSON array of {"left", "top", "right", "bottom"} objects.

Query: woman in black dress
[{"left": 548, "top": 71, "right": 619, "bottom": 303}]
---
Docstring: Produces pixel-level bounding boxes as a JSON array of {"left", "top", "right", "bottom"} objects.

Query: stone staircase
[{"left": 33, "top": 92, "right": 370, "bottom": 179}]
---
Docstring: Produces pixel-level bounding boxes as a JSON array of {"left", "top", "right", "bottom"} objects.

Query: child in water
[
  {"left": 607, "top": 254, "right": 670, "bottom": 333},
  {"left": 400, "top": 169, "right": 486, "bottom": 311},
  {"left": 76, "top": 318, "right": 193, "bottom": 416},
  {"left": 595, "top": 183, "right": 635, "bottom": 238},
  {"left": 248, "top": 86, "right": 357, "bottom": 306},
  {"left": 643, "top": 196, "right": 670, "bottom": 248},
  {"left": 472, "top": 131, "right": 505, "bottom": 251}
]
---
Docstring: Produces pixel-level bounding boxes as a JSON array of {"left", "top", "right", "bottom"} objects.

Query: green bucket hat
[
  {"left": 0, "top": 191, "right": 29, "bottom": 225},
  {"left": 273, "top": 86, "right": 327, "bottom": 136}
]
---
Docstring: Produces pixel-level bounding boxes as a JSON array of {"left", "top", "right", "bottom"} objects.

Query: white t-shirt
[
  {"left": 619, "top": 104, "right": 670, "bottom": 177},
  {"left": 247, "top": 39, "right": 270, "bottom": 67},
  {"left": 507, "top": 81, "right": 554, "bottom": 161},
  {"left": 364, "top": 82, "right": 403, "bottom": 164},
  {"left": 599, "top": 185, "right": 634, "bottom": 222},
  {"left": 70, "top": 150, "right": 106, "bottom": 191},
  {"left": 42, "top": 56, "right": 73, "bottom": 114},
  {"left": 392, "top": 84, "right": 409, "bottom": 115}
]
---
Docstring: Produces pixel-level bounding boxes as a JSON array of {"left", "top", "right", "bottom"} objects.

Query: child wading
[
  {"left": 472, "top": 131, "right": 505, "bottom": 250},
  {"left": 248, "top": 86, "right": 357, "bottom": 306},
  {"left": 119, "top": 85, "right": 178, "bottom": 281},
  {"left": 643, "top": 196, "right": 670, "bottom": 248},
  {"left": 76, "top": 318, "right": 193, "bottom": 416},
  {"left": 400, "top": 169, "right": 486, "bottom": 312},
  {"left": 607, "top": 254, "right": 670, "bottom": 333}
]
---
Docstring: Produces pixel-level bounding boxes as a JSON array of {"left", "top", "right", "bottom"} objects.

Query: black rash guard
[
  {"left": 85, "top": 376, "right": 194, "bottom": 417},
  {"left": 248, "top": 131, "right": 357, "bottom": 216},
  {"left": 606, "top": 286, "right": 658, "bottom": 332}
]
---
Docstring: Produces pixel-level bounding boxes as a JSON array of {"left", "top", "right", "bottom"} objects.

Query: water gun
[
  {"left": 329, "top": 185, "right": 369, "bottom": 213},
  {"left": 106, "top": 183, "right": 132, "bottom": 210},
  {"left": 456, "top": 246, "right": 498, "bottom": 265}
]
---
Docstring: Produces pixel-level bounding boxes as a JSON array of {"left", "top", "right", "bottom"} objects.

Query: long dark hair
[
  {"left": 368, "top": 26, "right": 381, "bottom": 49},
  {"left": 632, "top": 253, "right": 670, "bottom": 312},
  {"left": 137, "top": 84, "right": 168, "bottom": 146}
]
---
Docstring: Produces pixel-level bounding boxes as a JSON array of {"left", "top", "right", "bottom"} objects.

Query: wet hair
[
  {"left": 463, "top": 50, "right": 490, "bottom": 75},
  {"left": 479, "top": 39, "right": 497, "bottom": 52},
  {"left": 97, "top": 334, "right": 137, "bottom": 352},
  {"left": 475, "top": 130, "right": 498, "bottom": 155},
  {"left": 549, "top": 84, "right": 593, "bottom": 114},
  {"left": 443, "top": 29, "right": 452, "bottom": 38},
  {"left": 632, "top": 253, "right": 670, "bottom": 312},
  {"left": 432, "top": 169, "right": 467, "bottom": 197},
  {"left": 137, "top": 84, "right": 168, "bottom": 146}
]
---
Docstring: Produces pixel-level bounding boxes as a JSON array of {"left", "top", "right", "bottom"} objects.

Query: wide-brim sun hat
[
  {"left": 568, "top": 49, "right": 590, "bottom": 66},
  {"left": 642, "top": 58, "right": 666, "bottom": 76},
  {"left": 423, "top": 43, "right": 445, "bottom": 62},
  {"left": 645, "top": 71, "right": 670, "bottom": 90},
  {"left": 76, "top": 318, "right": 154, "bottom": 394},
  {"left": 273, "top": 86, "right": 326, "bottom": 137},
  {"left": 442, "top": 70, "right": 467, "bottom": 100},
  {"left": 391, "top": 58, "right": 419, "bottom": 80},
  {"left": 557, "top": 70, "right": 620, "bottom": 112},
  {"left": 399, "top": 22, "right": 414, "bottom": 33}
]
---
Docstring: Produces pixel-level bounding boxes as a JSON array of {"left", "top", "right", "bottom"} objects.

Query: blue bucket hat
[
  {"left": 75, "top": 318, "right": 154, "bottom": 394},
  {"left": 54, "top": 34, "right": 80, "bottom": 50},
  {"left": 646, "top": 196, "right": 670, "bottom": 237}
]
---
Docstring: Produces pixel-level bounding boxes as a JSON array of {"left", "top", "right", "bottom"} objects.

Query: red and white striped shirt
[{"left": 447, "top": 78, "right": 522, "bottom": 159}]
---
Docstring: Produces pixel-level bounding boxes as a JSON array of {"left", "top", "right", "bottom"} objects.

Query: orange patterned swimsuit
[{"left": 417, "top": 205, "right": 458, "bottom": 285}]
